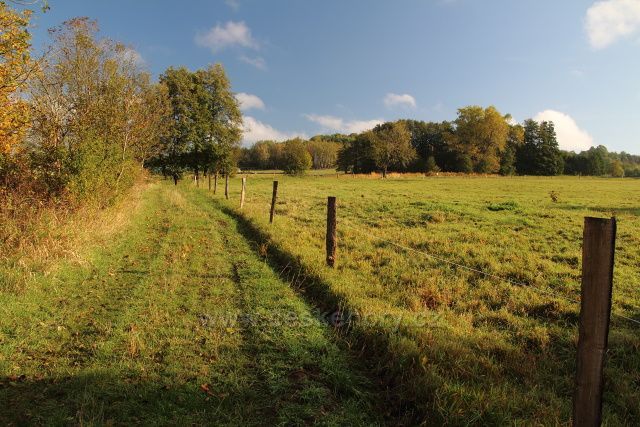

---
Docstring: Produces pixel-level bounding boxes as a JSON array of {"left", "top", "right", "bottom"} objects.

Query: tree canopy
[{"left": 153, "top": 65, "right": 242, "bottom": 182}]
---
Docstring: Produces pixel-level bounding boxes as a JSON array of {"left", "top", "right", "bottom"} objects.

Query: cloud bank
[{"left": 534, "top": 110, "right": 594, "bottom": 152}]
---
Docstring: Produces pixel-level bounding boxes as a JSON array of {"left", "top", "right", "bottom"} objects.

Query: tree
[
  {"left": 584, "top": 145, "right": 610, "bottom": 176},
  {"left": 194, "top": 64, "right": 242, "bottom": 177},
  {"left": 307, "top": 139, "right": 340, "bottom": 169},
  {"left": 370, "top": 121, "right": 416, "bottom": 178},
  {"left": 516, "top": 120, "right": 564, "bottom": 176},
  {"left": 500, "top": 124, "right": 524, "bottom": 175},
  {"left": 281, "top": 138, "right": 311, "bottom": 175},
  {"left": 0, "top": 2, "right": 32, "bottom": 156},
  {"left": 425, "top": 156, "right": 440, "bottom": 173},
  {"left": 29, "top": 18, "right": 169, "bottom": 200},
  {"left": 611, "top": 160, "right": 624, "bottom": 177},
  {"left": 156, "top": 65, "right": 241, "bottom": 182},
  {"left": 401, "top": 119, "right": 452, "bottom": 172},
  {"left": 452, "top": 106, "right": 510, "bottom": 173},
  {"left": 336, "top": 132, "right": 375, "bottom": 174}
]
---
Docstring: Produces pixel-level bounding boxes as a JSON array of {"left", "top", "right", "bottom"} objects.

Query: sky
[{"left": 22, "top": 0, "right": 640, "bottom": 153}]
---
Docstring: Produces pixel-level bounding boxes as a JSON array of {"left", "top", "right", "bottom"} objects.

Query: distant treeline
[{"left": 240, "top": 106, "right": 639, "bottom": 177}]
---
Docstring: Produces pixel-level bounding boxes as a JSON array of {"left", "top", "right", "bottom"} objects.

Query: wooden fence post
[
  {"left": 214, "top": 173, "right": 218, "bottom": 195},
  {"left": 326, "top": 197, "right": 337, "bottom": 267},
  {"left": 225, "top": 175, "right": 229, "bottom": 200},
  {"left": 240, "top": 177, "right": 246, "bottom": 209},
  {"left": 573, "top": 217, "right": 617, "bottom": 427},
  {"left": 270, "top": 181, "right": 278, "bottom": 224},
  {"left": 208, "top": 173, "right": 211, "bottom": 191}
]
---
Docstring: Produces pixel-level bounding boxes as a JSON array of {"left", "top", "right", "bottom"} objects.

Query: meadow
[
  {"left": 1, "top": 172, "right": 638, "bottom": 425},
  {"left": 224, "top": 172, "right": 640, "bottom": 424}
]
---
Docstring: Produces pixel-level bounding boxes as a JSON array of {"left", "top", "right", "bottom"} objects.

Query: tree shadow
[
  {"left": 0, "top": 371, "right": 262, "bottom": 425},
  {"left": 217, "top": 202, "right": 640, "bottom": 425}
]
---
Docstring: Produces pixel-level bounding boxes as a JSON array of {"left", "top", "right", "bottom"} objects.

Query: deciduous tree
[
  {"left": 0, "top": 2, "right": 32, "bottom": 155},
  {"left": 370, "top": 121, "right": 415, "bottom": 178}
]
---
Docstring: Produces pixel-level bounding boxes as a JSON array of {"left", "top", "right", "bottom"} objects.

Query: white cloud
[
  {"left": 195, "top": 21, "right": 258, "bottom": 53},
  {"left": 383, "top": 93, "right": 417, "bottom": 109},
  {"left": 533, "top": 110, "right": 594, "bottom": 152},
  {"left": 304, "top": 114, "right": 383, "bottom": 134},
  {"left": 226, "top": 0, "right": 240, "bottom": 10},
  {"left": 239, "top": 55, "right": 267, "bottom": 70},
  {"left": 242, "top": 116, "right": 306, "bottom": 144},
  {"left": 235, "top": 93, "right": 265, "bottom": 111},
  {"left": 585, "top": 0, "right": 640, "bottom": 49}
]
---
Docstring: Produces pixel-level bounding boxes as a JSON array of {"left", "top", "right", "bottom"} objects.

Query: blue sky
[{"left": 25, "top": 0, "right": 640, "bottom": 153}]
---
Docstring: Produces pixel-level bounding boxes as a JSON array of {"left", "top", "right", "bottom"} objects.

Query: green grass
[
  {"left": 0, "top": 182, "right": 383, "bottom": 425},
  {"left": 215, "top": 173, "right": 640, "bottom": 425},
  {"left": 1, "top": 174, "right": 638, "bottom": 425}
]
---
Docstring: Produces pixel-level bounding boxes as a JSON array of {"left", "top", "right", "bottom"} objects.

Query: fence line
[
  {"left": 337, "top": 215, "right": 640, "bottom": 328},
  {"left": 213, "top": 177, "right": 640, "bottom": 327}
]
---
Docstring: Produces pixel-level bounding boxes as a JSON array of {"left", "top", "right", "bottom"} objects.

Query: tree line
[
  {"left": 241, "top": 105, "right": 639, "bottom": 177},
  {"left": 2, "top": 0, "right": 637, "bottom": 232},
  {"left": 238, "top": 138, "right": 340, "bottom": 174},
  {"left": 1, "top": 2, "right": 243, "bottom": 226}
]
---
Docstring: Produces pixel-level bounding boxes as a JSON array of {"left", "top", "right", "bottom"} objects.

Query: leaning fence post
[
  {"left": 573, "top": 217, "right": 616, "bottom": 427},
  {"left": 326, "top": 196, "right": 337, "bottom": 267},
  {"left": 270, "top": 181, "right": 278, "bottom": 223},
  {"left": 240, "top": 177, "right": 246, "bottom": 209},
  {"left": 225, "top": 175, "right": 229, "bottom": 200}
]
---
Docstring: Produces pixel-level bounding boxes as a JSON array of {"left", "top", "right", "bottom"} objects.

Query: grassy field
[
  {"left": 222, "top": 172, "right": 639, "bottom": 425},
  {"left": 1, "top": 173, "right": 638, "bottom": 425}
]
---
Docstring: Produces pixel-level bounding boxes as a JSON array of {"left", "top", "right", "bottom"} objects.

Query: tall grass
[{"left": 0, "top": 173, "right": 151, "bottom": 293}]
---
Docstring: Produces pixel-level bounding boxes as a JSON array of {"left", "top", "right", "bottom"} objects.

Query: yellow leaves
[{"left": 0, "top": 2, "right": 33, "bottom": 155}]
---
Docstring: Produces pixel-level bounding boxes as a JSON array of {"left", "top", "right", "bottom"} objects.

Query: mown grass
[
  {"left": 0, "top": 181, "right": 383, "bottom": 425},
  {"left": 214, "top": 172, "right": 640, "bottom": 425}
]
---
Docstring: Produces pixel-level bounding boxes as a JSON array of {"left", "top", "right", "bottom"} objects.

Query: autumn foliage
[
  {"left": 0, "top": 2, "right": 32, "bottom": 155},
  {"left": 0, "top": 8, "right": 173, "bottom": 250}
]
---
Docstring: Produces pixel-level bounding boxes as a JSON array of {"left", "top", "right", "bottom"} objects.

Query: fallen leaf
[{"left": 200, "top": 383, "right": 213, "bottom": 396}]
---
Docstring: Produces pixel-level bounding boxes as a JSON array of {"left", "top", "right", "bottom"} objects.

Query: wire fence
[
  {"left": 337, "top": 217, "right": 640, "bottom": 327},
  {"left": 211, "top": 177, "right": 640, "bottom": 328}
]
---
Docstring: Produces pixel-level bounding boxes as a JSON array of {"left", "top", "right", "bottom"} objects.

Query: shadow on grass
[
  {"left": 0, "top": 372, "right": 261, "bottom": 425},
  {"left": 217, "top": 203, "right": 440, "bottom": 425},
  {"left": 216, "top": 202, "right": 640, "bottom": 425}
]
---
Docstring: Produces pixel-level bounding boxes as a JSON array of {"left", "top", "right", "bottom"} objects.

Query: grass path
[{"left": 0, "top": 182, "right": 383, "bottom": 425}]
